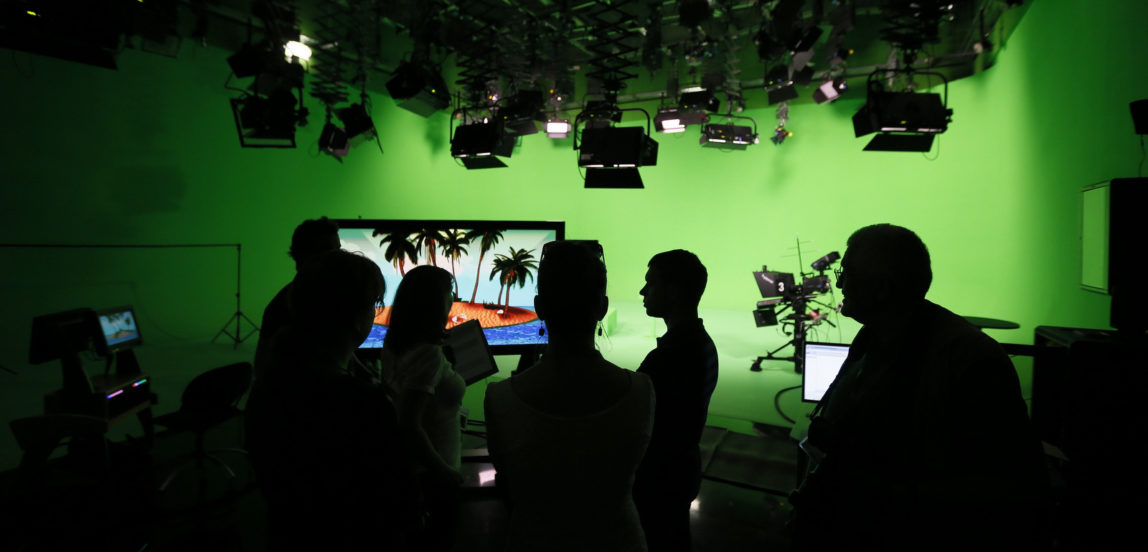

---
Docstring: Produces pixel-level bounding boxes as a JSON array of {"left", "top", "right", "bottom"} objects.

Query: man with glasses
[{"left": 790, "top": 224, "right": 1049, "bottom": 550}]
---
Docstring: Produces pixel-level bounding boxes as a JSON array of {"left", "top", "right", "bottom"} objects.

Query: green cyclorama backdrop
[{"left": 0, "top": 0, "right": 1142, "bottom": 433}]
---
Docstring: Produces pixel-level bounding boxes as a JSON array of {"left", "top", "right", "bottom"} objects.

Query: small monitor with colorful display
[
  {"left": 332, "top": 219, "right": 565, "bottom": 354},
  {"left": 95, "top": 305, "right": 142, "bottom": 354}
]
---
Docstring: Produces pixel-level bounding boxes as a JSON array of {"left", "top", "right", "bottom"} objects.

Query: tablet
[{"left": 445, "top": 320, "right": 499, "bottom": 385}]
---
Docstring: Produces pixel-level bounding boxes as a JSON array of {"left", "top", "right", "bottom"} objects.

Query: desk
[{"left": 44, "top": 372, "right": 156, "bottom": 443}]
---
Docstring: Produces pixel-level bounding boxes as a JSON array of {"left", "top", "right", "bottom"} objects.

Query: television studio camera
[{"left": 751, "top": 251, "right": 841, "bottom": 373}]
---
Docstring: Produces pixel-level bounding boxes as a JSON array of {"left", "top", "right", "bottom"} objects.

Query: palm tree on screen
[
  {"left": 490, "top": 247, "right": 537, "bottom": 311},
  {"left": 413, "top": 228, "right": 446, "bottom": 268},
  {"left": 466, "top": 229, "right": 504, "bottom": 303},
  {"left": 489, "top": 256, "right": 511, "bottom": 307},
  {"left": 373, "top": 229, "right": 419, "bottom": 276},
  {"left": 438, "top": 229, "right": 469, "bottom": 299}
]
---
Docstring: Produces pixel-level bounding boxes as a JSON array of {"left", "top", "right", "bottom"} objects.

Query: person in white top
[
  {"left": 485, "top": 240, "right": 655, "bottom": 552},
  {"left": 380, "top": 265, "right": 465, "bottom": 552}
]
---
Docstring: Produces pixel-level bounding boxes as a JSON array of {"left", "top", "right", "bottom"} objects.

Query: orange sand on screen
[{"left": 373, "top": 302, "right": 538, "bottom": 329}]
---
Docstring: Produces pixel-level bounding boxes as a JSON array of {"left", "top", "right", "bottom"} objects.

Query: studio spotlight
[
  {"left": 451, "top": 117, "right": 513, "bottom": 169},
  {"left": 792, "top": 66, "right": 815, "bottom": 86},
  {"left": 700, "top": 115, "right": 759, "bottom": 150},
  {"left": 0, "top": 2, "right": 126, "bottom": 69},
  {"left": 227, "top": 37, "right": 308, "bottom": 149},
  {"left": 852, "top": 72, "right": 952, "bottom": 152},
  {"left": 770, "top": 126, "right": 793, "bottom": 146},
  {"left": 812, "top": 78, "right": 848, "bottom": 104},
  {"left": 575, "top": 107, "right": 658, "bottom": 189},
  {"left": 386, "top": 61, "right": 450, "bottom": 117},
  {"left": 763, "top": 66, "right": 791, "bottom": 89},
  {"left": 337, "top": 103, "right": 377, "bottom": 146},
  {"left": 654, "top": 108, "right": 688, "bottom": 133},
  {"left": 231, "top": 88, "right": 303, "bottom": 148},
  {"left": 768, "top": 85, "right": 798, "bottom": 105},
  {"left": 679, "top": 88, "right": 721, "bottom": 113},
  {"left": 788, "top": 26, "right": 824, "bottom": 53},
  {"left": 545, "top": 119, "right": 571, "bottom": 138},
  {"left": 764, "top": 66, "right": 797, "bottom": 105},
  {"left": 283, "top": 39, "right": 311, "bottom": 62},
  {"left": 501, "top": 90, "right": 545, "bottom": 137},
  {"left": 319, "top": 122, "right": 349, "bottom": 160},
  {"left": 579, "top": 127, "right": 658, "bottom": 169}
]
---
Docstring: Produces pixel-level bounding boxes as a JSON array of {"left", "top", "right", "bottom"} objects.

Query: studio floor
[
  {"left": 0, "top": 411, "right": 800, "bottom": 552},
  {"left": 0, "top": 302, "right": 1043, "bottom": 551}
]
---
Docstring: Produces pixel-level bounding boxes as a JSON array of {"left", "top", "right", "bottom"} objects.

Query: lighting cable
[{"left": 774, "top": 384, "right": 801, "bottom": 425}]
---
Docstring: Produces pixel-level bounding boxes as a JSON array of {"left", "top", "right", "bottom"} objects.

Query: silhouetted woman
[
  {"left": 484, "top": 241, "right": 655, "bottom": 552},
  {"left": 380, "top": 265, "right": 465, "bottom": 552},
  {"left": 246, "top": 249, "right": 406, "bottom": 551}
]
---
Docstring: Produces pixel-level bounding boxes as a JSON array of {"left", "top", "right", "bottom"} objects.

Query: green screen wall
[{"left": 1, "top": 0, "right": 1143, "bottom": 434}]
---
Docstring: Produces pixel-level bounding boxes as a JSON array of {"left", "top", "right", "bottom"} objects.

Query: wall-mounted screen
[{"left": 332, "top": 219, "right": 565, "bottom": 354}]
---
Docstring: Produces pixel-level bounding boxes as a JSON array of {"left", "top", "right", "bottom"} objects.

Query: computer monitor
[
  {"left": 94, "top": 306, "right": 142, "bottom": 355},
  {"left": 802, "top": 342, "right": 850, "bottom": 402},
  {"left": 332, "top": 219, "right": 565, "bottom": 354}
]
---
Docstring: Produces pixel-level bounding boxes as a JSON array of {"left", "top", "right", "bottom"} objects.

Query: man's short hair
[
  {"left": 846, "top": 224, "right": 932, "bottom": 299},
  {"left": 289, "top": 217, "right": 340, "bottom": 262},
  {"left": 538, "top": 241, "right": 608, "bottom": 333},
  {"left": 648, "top": 249, "right": 708, "bottom": 307}
]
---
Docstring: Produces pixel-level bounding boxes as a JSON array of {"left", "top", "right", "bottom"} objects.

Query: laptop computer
[{"left": 802, "top": 342, "right": 851, "bottom": 402}]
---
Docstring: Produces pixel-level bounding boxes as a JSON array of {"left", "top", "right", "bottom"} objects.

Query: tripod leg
[
  {"left": 238, "top": 311, "right": 261, "bottom": 343},
  {"left": 764, "top": 338, "right": 795, "bottom": 359},
  {"left": 212, "top": 313, "right": 240, "bottom": 344}
]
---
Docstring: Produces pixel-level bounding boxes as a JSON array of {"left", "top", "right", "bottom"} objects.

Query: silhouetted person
[
  {"left": 790, "top": 224, "right": 1049, "bottom": 551},
  {"left": 245, "top": 249, "right": 408, "bottom": 551},
  {"left": 485, "top": 241, "right": 654, "bottom": 552},
  {"left": 254, "top": 217, "right": 341, "bottom": 382},
  {"left": 380, "top": 265, "right": 465, "bottom": 552},
  {"left": 632, "top": 249, "right": 718, "bottom": 552}
]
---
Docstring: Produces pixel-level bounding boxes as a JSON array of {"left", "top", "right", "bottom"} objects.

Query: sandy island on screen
[{"left": 374, "top": 302, "right": 538, "bottom": 329}]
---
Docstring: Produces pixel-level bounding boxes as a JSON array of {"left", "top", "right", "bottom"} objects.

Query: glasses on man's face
[{"left": 833, "top": 267, "right": 844, "bottom": 281}]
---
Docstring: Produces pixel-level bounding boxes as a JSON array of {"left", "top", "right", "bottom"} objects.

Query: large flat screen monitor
[
  {"left": 333, "top": 219, "right": 564, "bottom": 354},
  {"left": 802, "top": 342, "right": 850, "bottom": 402}
]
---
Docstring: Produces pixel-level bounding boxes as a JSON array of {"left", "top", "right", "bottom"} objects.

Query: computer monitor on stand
[{"left": 29, "top": 306, "right": 154, "bottom": 434}]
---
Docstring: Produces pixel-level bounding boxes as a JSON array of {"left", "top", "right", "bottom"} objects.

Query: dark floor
[{"left": 0, "top": 419, "right": 799, "bottom": 552}]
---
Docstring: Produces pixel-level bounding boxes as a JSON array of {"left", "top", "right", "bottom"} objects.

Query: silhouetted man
[
  {"left": 633, "top": 250, "right": 719, "bottom": 552},
  {"left": 253, "top": 217, "right": 341, "bottom": 381},
  {"left": 790, "top": 224, "right": 1049, "bottom": 551}
]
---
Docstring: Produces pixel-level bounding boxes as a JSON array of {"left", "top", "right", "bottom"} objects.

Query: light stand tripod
[
  {"left": 2, "top": 242, "right": 259, "bottom": 348},
  {"left": 212, "top": 244, "right": 260, "bottom": 348}
]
